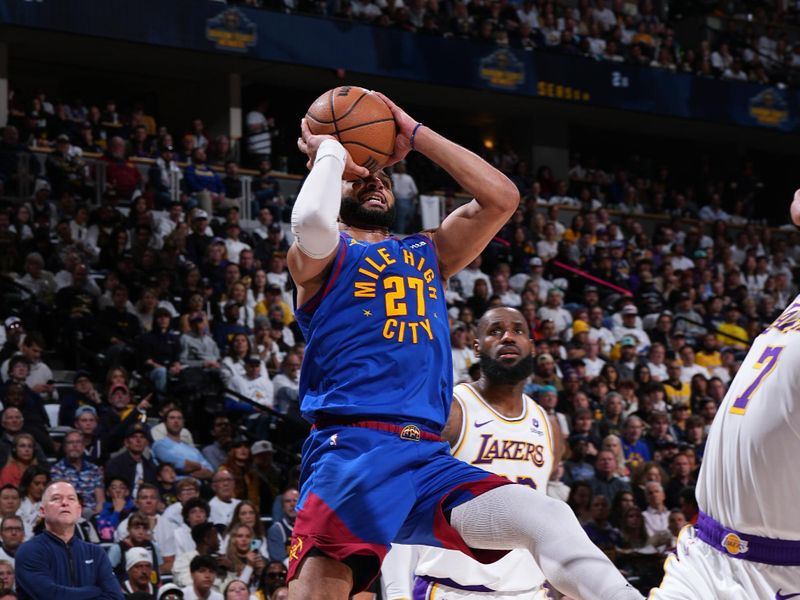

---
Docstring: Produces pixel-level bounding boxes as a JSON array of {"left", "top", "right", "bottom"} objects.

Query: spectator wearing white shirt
[
  {"left": 678, "top": 345, "right": 710, "bottom": 383},
  {"left": 538, "top": 288, "right": 572, "bottom": 337},
  {"left": 645, "top": 343, "right": 668, "bottom": 381},
  {"left": 450, "top": 322, "right": 473, "bottom": 384},
  {"left": 612, "top": 305, "right": 651, "bottom": 353},
  {"left": 390, "top": 161, "right": 418, "bottom": 234},
  {"left": 492, "top": 273, "right": 522, "bottom": 308},
  {"left": 582, "top": 338, "right": 606, "bottom": 380},
  {"left": 642, "top": 481, "right": 670, "bottom": 539},
  {"left": 668, "top": 243, "right": 695, "bottom": 271},
  {"left": 17, "top": 253, "right": 57, "bottom": 304},
  {"left": 535, "top": 222, "right": 560, "bottom": 262},
  {"left": 592, "top": 0, "right": 616, "bottom": 31},
  {"left": 588, "top": 306, "right": 616, "bottom": 356},
  {"left": 223, "top": 222, "right": 251, "bottom": 265},
  {"left": 698, "top": 193, "right": 731, "bottom": 222},
  {"left": 231, "top": 355, "right": 274, "bottom": 410},
  {"left": 208, "top": 468, "right": 242, "bottom": 528},
  {"left": 454, "top": 255, "right": 493, "bottom": 298}
]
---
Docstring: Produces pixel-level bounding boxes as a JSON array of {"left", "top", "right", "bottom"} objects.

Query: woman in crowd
[
  {"left": 601, "top": 435, "right": 630, "bottom": 480},
  {"left": 0, "top": 560, "right": 14, "bottom": 593},
  {"left": 18, "top": 464, "right": 49, "bottom": 532},
  {"left": 222, "top": 333, "right": 253, "bottom": 386},
  {"left": 217, "top": 523, "right": 265, "bottom": 592},
  {"left": 222, "top": 500, "right": 269, "bottom": 560},
  {"left": 222, "top": 439, "right": 259, "bottom": 507},
  {"left": 0, "top": 433, "right": 38, "bottom": 487},
  {"left": 179, "top": 292, "right": 208, "bottom": 333},
  {"left": 609, "top": 490, "right": 637, "bottom": 529},
  {"left": 225, "top": 579, "right": 259, "bottom": 600},
  {"left": 566, "top": 480, "right": 593, "bottom": 525},
  {"left": 255, "top": 561, "right": 287, "bottom": 600},
  {"left": 600, "top": 363, "right": 620, "bottom": 391},
  {"left": 248, "top": 269, "right": 269, "bottom": 309}
]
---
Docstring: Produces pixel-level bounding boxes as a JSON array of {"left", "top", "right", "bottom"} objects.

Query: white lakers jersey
[
  {"left": 414, "top": 382, "right": 556, "bottom": 592},
  {"left": 697, "top": 295, "right": 800, "bottom": 540}
]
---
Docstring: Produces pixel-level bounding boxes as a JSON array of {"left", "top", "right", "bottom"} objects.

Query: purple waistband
[
  {"left": 413, "top": 575, "right": 495, "bottom": 595},
  {"left": 696, "top": 511, "right": 800, "bottom": 566}
]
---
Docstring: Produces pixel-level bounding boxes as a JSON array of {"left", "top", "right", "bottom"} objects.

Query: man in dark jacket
[
  {"left": 104, "top": 423, "right": 158, "bottom": 496},
  {"left": 15, "top": 480, "right": 123, "bottom": 599},
  {"left": 136, "top": 307, "right": 181, "bottom": 396}
]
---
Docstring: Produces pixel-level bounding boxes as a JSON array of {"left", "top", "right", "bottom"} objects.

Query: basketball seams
[
  {"left": 334, "top": 88, "right": 371, "bottom": 121},
  {"left": 329, "top": 89, "right": 343, "bottom": 141},
  {"left": 340, "top": 140, "right": 392, "bottom": 156},
  {"left": 335, "top": 117, "right": 396, "bottom": 135}
]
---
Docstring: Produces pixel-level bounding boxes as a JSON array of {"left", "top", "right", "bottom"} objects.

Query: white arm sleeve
[
  {"left": 290, "top": 138, "right": 346, "bottom": 259},
  {"left": 451, "top": 485, "right": 643, "bottom": 600},
  {"left": 380, "top": 543, "right": 417, "bottom": 600}
]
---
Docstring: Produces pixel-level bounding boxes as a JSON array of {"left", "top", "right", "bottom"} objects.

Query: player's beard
[
  {"left": 340, "top": 195, "right": 396, "bottom": 230},
  {"left": 479, "top": 352, "right": 535, "bottom": 385}
]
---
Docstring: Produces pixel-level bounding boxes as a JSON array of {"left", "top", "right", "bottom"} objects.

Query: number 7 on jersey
[{"left": 730, "top": 345, "right": 784, "bottom": 415}]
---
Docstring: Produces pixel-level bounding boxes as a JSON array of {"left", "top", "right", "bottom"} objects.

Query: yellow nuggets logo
[{"left": 288, "top": 536, "right": 303, "bottom": 562}]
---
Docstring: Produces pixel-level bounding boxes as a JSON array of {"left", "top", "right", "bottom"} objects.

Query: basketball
[{"left": 305, "top": 86, "right": 396, "bottom": 174}]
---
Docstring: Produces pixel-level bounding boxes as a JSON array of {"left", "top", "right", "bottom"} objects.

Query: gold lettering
[
  {"left": 419, "top": 319, "right": 433, "bottom": 340},
  {"left": 403, "top": 249, "right": 415, "bottom": 266},
  {"left": 358, "top": 268, "right": 379, "bottom": 280},
  {"left": 383, "top": 319, "right": 398, "bottom": 340},
  {"left": 427, "top": 286, "right": 438, "bottom": 300},
  {"left": 423, "top": 269, "right": 434, "bottom": 284},
  {"left": 354, "top": 281, "right": 377, "bottom": 298},
  {"left": 364, "top": 257, "right": 388, "bottom": 273},
  {"left": 417, "top": 256, "right": 425, "bottom": 272},
  {"left": 408, "top": 321, "right": 419, "bottom": 344},
  {"left": 377, "top": 247, "right": 396, "bottom": 266},
  {"left": 397, "top": 321, "right": 406, "bottom": 343}
]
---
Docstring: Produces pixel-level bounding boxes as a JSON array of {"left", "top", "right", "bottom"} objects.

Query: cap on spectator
[
  {"left": 192, "top": 210, "right": 209, "bottom": 221},
  {"left": 725, "top": 303, "right": 741, "bottom": 313},
  {"left": 622, "top": 305, "right": 638, "bottom": 316},
  {"left": 154, "top": 307, "right": 172, "bottom": 320},
  {"left": 157, "top": 584, "right": 185, "bottom": 600},
  {"left": 4, "top": 316, "right": 22, "bottom": 329},
  {"left": 450, "top": 321, "right": 467, "bottom": 333},
  {"left": 547, "top": 288, "right": 564, "bottom": 296},
  {"left": 230, "top": 436, "right": 249, "bottom": 448},
  {"left": 671, "top": 402, "right": 690, "bottom": 412},
  {"left": 125, "top": 547, "right": 153, "bottom": 571},
  {"left": 268, "top": 223, "right": 283, "bottom": 233},
  {"left": 56, "top": 134, "right": 71, "bottom": 144},
  {"left": 254, "top": 315, "right": 269, "bottom": 328},
  {"left": 73, "top": 370, "right": 91, "bottom": 384},
  {"left": 529, "top": 257, "right": 543, "bottom": 267},
  {"left": 572, "top": 320, "right": 589, "bottom": 335},
  {"left": 251, "top": 440, "right": 274, "bottom": 455},
  {"left": 620, "top": 336, "right": 637, "bottom": 347},
  {"left": 74, "top": 405, "right": 97, "bottom": 418},
  {"left": 224, "top": 299, "right": 240, "bottom": 310},
  {"left": 267, "top": 284, "right": 282, "bottom": 294},
  {"left": 161, "top": 145, "right": 175, "bottom": 153},
  {"left": 583, "top": 285, "right": 598, "bottom": 293},
  {"left": 538, "top": 384, "right": 557, "bottom": 394},
  {"left": 189, "top": 311, "right": 205, "bottom": 322},
  {"left": 694, "top": 250, "right": 707, "bottom": 258},
  {"left": 225, "top": 221, "right": 240, "bottom": 230},
  {"left": 678, "top": 292, "right": 690, "bottom": 301},
  {"left": 610, "top": 240, "right": 624, "bottom": 249},
  {"left": 244, "top": 355, "right": 261, "bottom": 365},
  {"left": 109, "top": 383, "right": 129, "bottom": 397},
  {"left": 33, "top": 179, "right": 51, "bottom": 194},
  {"left": 125, "top": 422, "right": 149, "bottom": 438},
  {"left": 537, "top": 353, "right": 554, "bottom": 364}
]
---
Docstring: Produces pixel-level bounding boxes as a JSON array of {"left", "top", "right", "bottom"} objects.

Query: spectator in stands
[
  {"left": 678, "top": 344, "right": 710, "bottom": 383},
  {"left": 94, "top": 476, "right": 135, "bottom": 543},
  {"left": 229, "top": 355, "right": 274, "bottom": 413},
  {"left": 122, "top": 546, "right": 157, "bottom": 596},
  {"left": 390, "top": 161, "right": 418, "bottom": 234},
  {"left": 180, "top": 312, "right": 221, "bottom": 372},
  {"left": 266, "top": 488, "right": 297, "bottom": 563},
  {"left": 0, "top": 560, "right": 13, "bottom": 594},
  {"left": 152, "top": 408, "right": 213, "bottom": 481},
  {"left": 208, "top": 468, "right": 241, "bottom": 528},
  {"left": 185, "top": 210, "right": 213, "bottom": 264},
  {"left": 98, "top": 284, "right": 142, "bottom": 369},
  {"left": 114, "top": 483, "right": 174, "bottom": 573},
  {"left": 201, "top": 415, "right": 233, "bottom": 471},
  {"left": 50, "top": 430, "right": 105, "bottom": 514},
  {"left": 183, "top": 149, "right": 224, "bottom": 212},
  {"left": 182, "top": 554, "right": 223, "bottom": 600},
  {"left": 220, "top": 438, "right": 258, "bottom": 508},
  {"left": 162, "top": 478, "right": 201, "bottom": 530},
  {"left": 1, "top": 332, "right": 53, "bottom": 398},
  {"left": 0, "top": 434, "right": 37, "bottom": 488},
  {"left": 218, "top": 523, "right": 264, "bottom": 592},
  {"left": 98, "top": 383, "right": 151, "bottom": 456},
  {"left": 250, "top": 441, "right": 281, "bottom": 516},
  {"left": 213, "top": 302, "right": 249, "bottom": 357},
  {"left": 18, "top": 465, "right": 48, "bottom": 533},
  {"left": 172, "top": 522, "right": 219, "bottom": 588},
  {"left": 538, "top": 288, "right": 571, "bottom": 337},
  {"left": 45, "top": 134, "right": 87, "bottom": 197},
  {"left": 104, "top": 422, "right": 158, "bottom": 496},
  {"left": 246, "top": 101, "right": 275, "bottom": 165},
  {"left": 590, "top": 449, "right": 631, "bottom": 502},
  {"left": 103, "top": 136, "right": 142, "bottom": 201},
  {"left": 664, "top": 452, "right": 695, "bottom": 509},
  {"left": 138, "top": 306, "right": 182, "bottom": 396},
  {"left": 0, "top": 515, "right": 24, "bottom": 562},
  {"left": 271, "top": 351, "right": 300, "bottom": 405},
  {"left": 582, "top": 494, "right": 622, "bottom": 552},
  {"left": 107, "top": 510, "right": 161, "bottom": 584}
]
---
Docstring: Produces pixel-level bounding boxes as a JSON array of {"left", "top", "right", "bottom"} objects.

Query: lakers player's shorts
[
  {"left": 287, "top": 421, "right": 512, "bottom": 593},
  {"left": 650, "top": 525, "right": 800, "bottom": 600},
  {"left": 412, "top": 576, "right": 554, "bottom": 600}
]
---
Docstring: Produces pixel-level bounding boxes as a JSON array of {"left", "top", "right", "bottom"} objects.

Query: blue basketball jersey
[{"left": 295, "top": 232, "right": 452, "bottom": 428}]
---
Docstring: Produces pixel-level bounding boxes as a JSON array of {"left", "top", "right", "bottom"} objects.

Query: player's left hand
[
  {"left": 373, "top": 91, "right": 417, "bottom": 167},
  {"left": 791, "top": 188, "right": 800, "bottom": 227}
]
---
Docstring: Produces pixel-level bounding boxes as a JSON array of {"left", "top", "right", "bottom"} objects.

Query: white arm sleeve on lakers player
[
  {"left": 291, "top": 138, "right": 346, "bottom": 259},
  {"left": 451, "top": 486, "right": 644, "bottom": 600}
]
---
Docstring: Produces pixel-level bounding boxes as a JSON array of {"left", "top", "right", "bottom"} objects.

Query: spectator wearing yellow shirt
[
  {"left": 662, "top": 360, "right": 690, "bottom": 408},
  {"left": 254, "top": 284, "right": 294, "bottom": 325},
  {"left": 716, "top": 304, "right": 749, "bottom": 350},
  {"left": 694, "top": 333, "right": 721, "bottom": 370}
]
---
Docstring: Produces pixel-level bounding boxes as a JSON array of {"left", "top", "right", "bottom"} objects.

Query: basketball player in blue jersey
[{"left": 286, "top": 91, "right": 643, "bottom": 600}]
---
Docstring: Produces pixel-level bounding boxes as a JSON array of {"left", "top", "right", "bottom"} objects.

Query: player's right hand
[
  {"left": 791, "top": 188, "right": 800, "bottom": 226},
  {"left": 297, "top": 118, "right": 369, "bottom": 180}
]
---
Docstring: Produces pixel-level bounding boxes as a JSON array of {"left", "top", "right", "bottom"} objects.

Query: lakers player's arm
[
  {"left": 375, "top": 94, "right": 519, "bottom": 280},
  {"left": 548, "top": 413, "right": 565, "bottom": 477},
  {"left": 441, "top": 396, "right": 465, "bottom": 450},
  {"left": 290, "top": 124, "right": 369, "bottom": 305}
]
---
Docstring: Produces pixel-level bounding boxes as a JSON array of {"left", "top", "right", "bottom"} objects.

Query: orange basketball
[{"left": 305, "top": 86, "right": 396, "bottom": 174}]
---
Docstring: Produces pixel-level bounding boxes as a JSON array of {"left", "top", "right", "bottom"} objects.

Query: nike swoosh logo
[
  {"left": 85, "top": 559, "right": 94, "bottom": 564},
  {"left": 474, "top": 420, "right": 493, "bottom": 428},
  {"left": 776, "top": 591, "right": 800, "bottom": 600}
]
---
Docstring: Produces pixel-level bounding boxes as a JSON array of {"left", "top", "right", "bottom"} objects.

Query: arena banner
[{"left": 2, "top": 0, "right": 799, "bottom": 132}]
